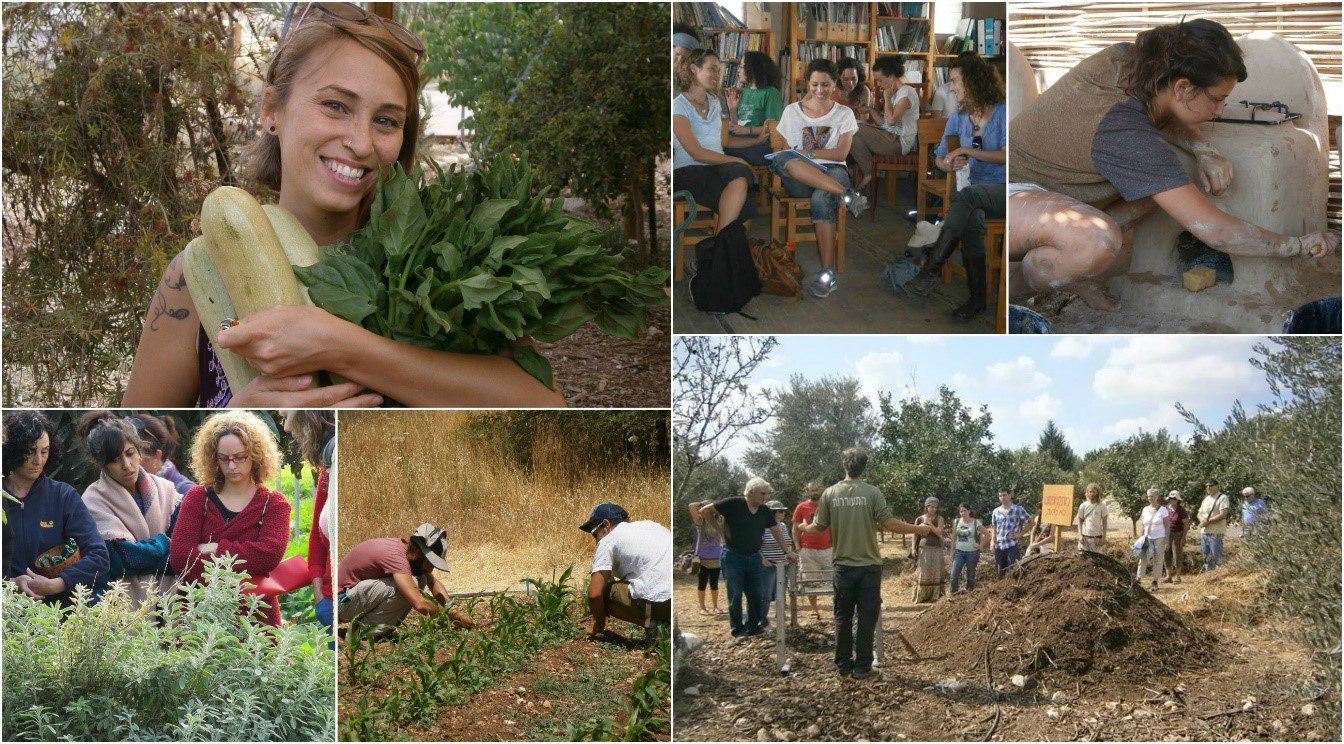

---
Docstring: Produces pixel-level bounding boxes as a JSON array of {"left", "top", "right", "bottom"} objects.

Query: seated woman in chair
[
  {"left": 724, "top": 51, "right": 784, "bottom": 166},
  {"left": 673, "top": 49, "right": 761, "bottom": 232},
  {"left": 907, "top": 54, "right": 1008, "bottom": 322},
  {"left": 770, "top": 58, "right": 870, "bottom": 299},
  {"left": 1009, "top": 19, "right": 1337, "bottom": 311},
  {"left": 849, "top": 55, "right": 922, "bottom": 189}
]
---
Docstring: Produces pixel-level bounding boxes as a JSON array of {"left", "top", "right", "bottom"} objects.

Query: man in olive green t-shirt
[{"left": 801, "top": 448, "right": 933, "bottom": 678}]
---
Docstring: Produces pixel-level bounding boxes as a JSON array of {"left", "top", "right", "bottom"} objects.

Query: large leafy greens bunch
[{"left": 294, "top": 155, "right": 667, "bottom": 388}]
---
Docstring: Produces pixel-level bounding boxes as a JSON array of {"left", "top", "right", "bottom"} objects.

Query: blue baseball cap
[{"left": 580, "top": 503, "right": 629, "bottom": 533}]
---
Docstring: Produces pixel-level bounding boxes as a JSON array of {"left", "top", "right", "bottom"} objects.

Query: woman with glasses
[
  {"left": 169, "top": 410, "right": 290, "bottom": 626},
  {"left": 1009, "top": 19, "right": 1338, "bottom": 312},
  {"left": 3, "top": 411, "right": 110, "bottom": 606},
  {"left": 906, "top": 55, "right": 1007, "bottom": 323},
  {"left": 77, "top": 412, "right": 179, "bottom": 609},
  {"left": 123, "top": 3, "right": 565, "bottom": 409}
]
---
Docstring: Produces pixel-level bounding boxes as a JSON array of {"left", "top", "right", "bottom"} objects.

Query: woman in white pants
[{"left": 1136, "top": 487, "right": 1171, "bottom": 590}]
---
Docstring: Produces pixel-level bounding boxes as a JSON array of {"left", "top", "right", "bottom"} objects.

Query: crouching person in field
[
  {"left": 337, "top": 523, "right": 475, "bottom": 636},
  {"left": 581, "top": 503, "right": 672, "bottom": 648}
]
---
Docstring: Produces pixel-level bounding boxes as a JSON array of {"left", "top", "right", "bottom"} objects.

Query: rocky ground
[{"left": 673, "top": 536, "right": 1334, "bottom": 742}]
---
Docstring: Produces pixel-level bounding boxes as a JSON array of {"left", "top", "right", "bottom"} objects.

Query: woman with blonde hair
[
  {"left": 77, "top": 412, "right": 178, "bottom": 608},
  {"left": 169, "top": 410, "right": 290, "bottom": 625},
  {"left": 124, "top": 3, "right": 564, "bottom": 408}
]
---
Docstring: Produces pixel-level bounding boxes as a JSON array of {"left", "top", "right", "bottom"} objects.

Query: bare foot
[{"left": 1065, "top": 278, "right": 1121, "bottom": 311}]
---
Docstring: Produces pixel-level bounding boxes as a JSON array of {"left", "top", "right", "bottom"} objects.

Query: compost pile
[{"left": 906, "top": 551, "right": 1213, "bottom": 680}]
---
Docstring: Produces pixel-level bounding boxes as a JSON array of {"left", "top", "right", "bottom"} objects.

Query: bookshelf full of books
[
  {"left": 783, "top": 3, "right": 1006, "bottom": 104},
  {"left": 676, "top": 2, "right": 774, "bottom": 90}
]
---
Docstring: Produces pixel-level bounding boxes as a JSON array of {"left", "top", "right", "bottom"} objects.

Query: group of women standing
[
  {"left": 673, "top": 25, "right": 1007, "bottom": 321},
  {"left": 1, "top": 409, "right": 332, "bottom": 631}
]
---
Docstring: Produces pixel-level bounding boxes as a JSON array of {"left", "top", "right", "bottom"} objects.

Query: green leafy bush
[
  {"left": 294, "top": 157, "right": 667, "bottom": 390},
  {"left": 2, "top": 558, "right": 335, "bottom": 742},
  {"left": 2, "top": 3, "right": 268, "bottom": 405}
]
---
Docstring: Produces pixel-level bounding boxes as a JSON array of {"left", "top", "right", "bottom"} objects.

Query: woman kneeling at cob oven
[
  {"left": 124, "top": 4, "right": 566, "bottom": 408},
  {"left": 168, "top": 410, "right": 290, "bottom": 626}
]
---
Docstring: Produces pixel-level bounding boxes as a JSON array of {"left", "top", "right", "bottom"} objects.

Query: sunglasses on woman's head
[{"left": 283, "top": 1, "right": 426, "bottom": 56}]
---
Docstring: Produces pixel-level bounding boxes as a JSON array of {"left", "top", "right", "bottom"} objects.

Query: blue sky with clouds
[{"left": 687, "top": 335, "right": 1282, "bottom": 467}]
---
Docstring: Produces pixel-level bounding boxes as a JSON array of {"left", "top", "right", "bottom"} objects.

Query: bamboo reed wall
[{"left": 1010, "top": 2, "right": 1342, "bottom": 229}]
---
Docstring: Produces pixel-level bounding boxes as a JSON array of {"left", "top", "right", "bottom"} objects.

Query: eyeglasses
[
  {"left": 216, "top": 453, "right": 252, "bottom": 466},
  {"left": 284, "top": 2, "right": 426, "bottom": 57}
]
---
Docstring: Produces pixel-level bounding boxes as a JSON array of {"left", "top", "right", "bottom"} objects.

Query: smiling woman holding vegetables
[{"left": 123, "top": 4, "right": 571, "bottom": 408}]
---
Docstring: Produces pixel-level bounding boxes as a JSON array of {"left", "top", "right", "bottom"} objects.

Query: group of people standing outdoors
[
  {"left": 683, "top": 452, "right": 1266, "bottom": 679},
  {"left": 671, "top": 25, "right": 1006, "bottom": 320},
  {"left": 2, "top": 409, "right": 333, "bottom": 632}
]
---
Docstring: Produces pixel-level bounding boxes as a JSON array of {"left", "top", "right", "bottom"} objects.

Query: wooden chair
[
  {"left": 765, "top": 121, "right": 848, "bottom": 273},
  {"left": 868, "top": 150, "right": 919, "bottom": 221},
  {"left": 672, "top": 198, "right": 716, "bottom": 281},
  {"left": 940, "top": 217, "right": 1006, "bottom": 315},
  {"left": 915, "top": 115, "right": 950, "bottom": 222}
]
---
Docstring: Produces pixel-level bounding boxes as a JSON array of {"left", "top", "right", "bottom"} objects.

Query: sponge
[{"left": 1182, "top": 265, "right": 1217, "bottom": 292}]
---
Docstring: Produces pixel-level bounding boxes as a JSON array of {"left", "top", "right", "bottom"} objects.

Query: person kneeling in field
[
  {"left": 337, "top": 523, "right": 475, "bottom": 635},
  {"left": 581, "top": 503, "right": 671, "bottom": 648}
]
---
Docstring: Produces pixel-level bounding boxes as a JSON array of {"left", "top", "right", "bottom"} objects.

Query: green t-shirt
[
  {"left": 735, "top": 86, "right": 785, "bottom": 127},
  {"left": 811, "top": 480, "right": 892, "bottom": 567}
]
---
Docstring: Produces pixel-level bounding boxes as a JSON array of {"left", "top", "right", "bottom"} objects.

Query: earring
[
  {"left": 343, "top": 139, "right": 352, "bottom": 148},
  {"left": 269, "top": 125, "right": 276, "bottom": 133}
]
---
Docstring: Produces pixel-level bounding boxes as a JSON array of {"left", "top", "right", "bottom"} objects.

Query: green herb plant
[
  {"left": 2, "top": 557, "right": 335, "bottom": 742},
  {"left": 294, "top": 155, "right": 668, "bottom": 390}
]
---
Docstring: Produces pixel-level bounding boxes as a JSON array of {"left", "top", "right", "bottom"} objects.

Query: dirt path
[{"left": 673, "top": 538, "right": 1333, "bottom": 742}]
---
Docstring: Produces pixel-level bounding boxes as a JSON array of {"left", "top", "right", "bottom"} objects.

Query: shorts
[
  {"left": 799, "top": 547, "right": 834, "bottom": 574},
  {"left": 673, "top": 162, "right": 759, "bottom": 221},
  {"left": 606, "top": 580, "right": 671, "bottom": 623}
]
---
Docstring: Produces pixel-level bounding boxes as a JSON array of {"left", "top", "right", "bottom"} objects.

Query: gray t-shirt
[{"left": 1091, "top": 97, "right": 1190, "bottom": 202}]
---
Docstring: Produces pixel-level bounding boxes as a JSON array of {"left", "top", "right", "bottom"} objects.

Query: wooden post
[{"left": 775, "top": 563, "right": 790, "bottom": 673}]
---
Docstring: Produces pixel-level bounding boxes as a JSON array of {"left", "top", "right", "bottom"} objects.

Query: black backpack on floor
[{"left": 689, "top": 219, "right": 761, "bottom": 314}]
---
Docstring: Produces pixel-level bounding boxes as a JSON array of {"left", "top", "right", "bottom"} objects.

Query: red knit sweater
[
  {"left": 169, "top": 484, "right": 291, "bottom": 626},
  {"left": 307, "top": 468, "right": 333, "bottom": 600}
]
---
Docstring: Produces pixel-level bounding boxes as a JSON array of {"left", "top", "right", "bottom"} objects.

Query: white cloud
[
  {"left": 985, "top": 356, "right": 1051, "bottom": 391},
  {"left": 1093, "top": 337, "right": 1263, "bottom": 404},
  {"left": 1018, "top": 393, "right": 1062, "bottom": 423},
  {"left": 1051, "top": 337, "right": 1096, "bottom": 359},
  {"left": 855, "top": 351, "right": 907, "bottom": 400},
  {"left": 1102, "top": 405, "right": 1190, "bottom": 438}
]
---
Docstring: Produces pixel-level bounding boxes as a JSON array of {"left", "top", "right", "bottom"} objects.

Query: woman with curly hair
[
  {"left": 673, "top": 48, "right": 763, "bottom": 231},
  {"left": 77, "top": 412, "right": 179, "bottom": 608},
  {"left": 2, "top": 411, "right": 109, "bottom": 604},
  {"left": 1009, "top": 19, "right": 1338, "bottom": 311},
  {"left": 906, "top": 55, "right": 1008, "bottom": 323},
  {"left": 169, "top": 410, "right": 290, "bottom": 625},
  {"left": 283, "top": 411, "right": 335, "bottom": 634},
  {"left": 724, "top": 51, "right": 784, "bottom": 166}
]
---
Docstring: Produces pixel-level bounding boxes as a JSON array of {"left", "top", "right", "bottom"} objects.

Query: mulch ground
[
  {"left": 540, "top": 304, "right": 668, "bottom": 408},
  {"left": 673, "top": 538, "right": 1335, "bottom": 742}
]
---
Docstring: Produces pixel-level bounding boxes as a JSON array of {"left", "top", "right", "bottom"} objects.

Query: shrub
[
  {"left": 2, "top": 557, "right": 335, "bottom": 742},
  {"left": 2, "top": 3, "right": 270, "bottom": 405}
]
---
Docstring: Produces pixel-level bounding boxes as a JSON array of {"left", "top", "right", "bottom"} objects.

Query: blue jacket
[
  {"left": 935, "top": 101, "right": 1007, "bottom": 186},
  {"left": 2, "top": 476, "right": 110, "bottom": 602}
]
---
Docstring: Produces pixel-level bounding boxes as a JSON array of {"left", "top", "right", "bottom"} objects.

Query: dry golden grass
[{"left": 337, "top": 411, "right": 670, "bottom": 593}]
